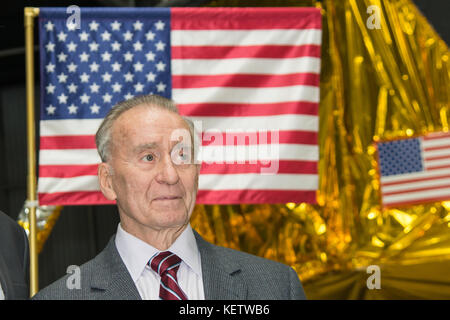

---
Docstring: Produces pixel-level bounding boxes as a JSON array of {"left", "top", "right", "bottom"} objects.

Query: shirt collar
[{"left": 115, "top": 223, "right": 201, "bottom": 283}]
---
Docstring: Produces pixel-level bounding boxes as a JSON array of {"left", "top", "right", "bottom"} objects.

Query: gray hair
[{"left": 95, "top": 94, "right": 196, "bottom": 162}]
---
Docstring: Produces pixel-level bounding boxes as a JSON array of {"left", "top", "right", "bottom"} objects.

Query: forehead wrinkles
[{"left": 111, "top": 106, "right": 190, "bottom": 154}]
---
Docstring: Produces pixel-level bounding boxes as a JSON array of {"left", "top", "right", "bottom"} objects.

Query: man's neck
[{"left": 119, "top": 219, "right": 188, "bottom": 251}]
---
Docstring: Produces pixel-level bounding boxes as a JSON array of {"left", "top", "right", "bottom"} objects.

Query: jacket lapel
[
  {"left": 89, "top": 236, "right": 141, "bottom": 300},
  {"left": 194, "top": 231, "right": 247, "bottom": 300}
]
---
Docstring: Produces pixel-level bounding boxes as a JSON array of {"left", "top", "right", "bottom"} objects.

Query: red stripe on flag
[
  {"left": 40, "top": 135, "right": 96, "bottom": 149},
  {"left": 172, "top": 73, "right": 319, "bottom": 89},
  {"left": 423, "top": 144, "right": 450, "bottom": 151},
  {"left": 426, "top": 164, "right": 450, "bottom": 171},
  {"left": 196, "top": 189, "right": 317, "bottom": 204},
  {"left": 200, "top": 160, "right": 317, "bottom": 175},
  {"left": 178, "top": 102, "right": 318, "bottom": 117},
  {"left": 171, "top": 45, "right": 321, "bottom": 59},
  {"left": 424, "top": 154, "right": 450, "bottom": 161},
  {"left": 171, "top": 7, "right": 322, "bottom": 30},
  {"left": 39, "top": 164, "right": 99, "bottom": 178},
  {"left": 383, "top": 195, "right": 450, "bottom": 207},
  {"left": 423, "top": 133, "right": 450, "bottom": 141},
  {"left": 38, "top": 191, "right": 115, "bottom": 206},
  {"left": 202, "top": 130, "right": 317, "bottom": 146}
]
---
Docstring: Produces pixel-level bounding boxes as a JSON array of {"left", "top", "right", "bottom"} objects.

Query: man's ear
[{"left": 98, "top": 162, "right": 117, "bottom": 201}]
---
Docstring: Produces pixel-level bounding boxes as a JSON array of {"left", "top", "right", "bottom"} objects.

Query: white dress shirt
[
  {"left": 115, "top": 223, "right": 205, "bottom": 300},
  {"left": 0, "top": 282, "right": 4, "bottom": 300}
]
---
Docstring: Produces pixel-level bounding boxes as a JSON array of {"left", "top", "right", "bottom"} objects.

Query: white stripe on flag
[
  {"left": 39, "top": 143, "right": 318, "bottom": 165},
  {"left": 424, "top": 158, "right": 450, "bottom": 168},
  {"left": 38, "top": 175, "right": 101, "bottom": 193},
  {"left": 199, "top": 173, "right": 318, "bottom": 190},
  {"left": 171, "top": 29, "right": 322, "bottom": 46},
  {"left": 422, "top": 137, "right": 450, "bottom": 148},
  {"left": 173, "top": 85, "right": 320, "bottom": 104},
  {"left": 423, "top": 148, "right": 450, "bottom": 158},
  {"left": 383, "top": 187, "right": 450, "bottom": 205},
  {"left": 40, "top": 149, "right": 101, "bottom": 165},
  {"left": 40, "top": 119, "right": 103, "bottom": 136},
  {"left": 38, "top": 173, "right": 319, "bottom": 193},
  {"left": 199, "top": 143, "right": 318, "bottom": 162},
  {"left": 171, "top": 57, "right": 321, "bottom": 76},
  {"left": 382, "top": 178, "right": 450, "bottom": 193},
  {"left": 380, "top": 168, "right": 450, "bottom": 184},
  {"left": 41, "top": 115, "right": 318, "bottom": 136},
  {"left": 189, "top": 114, "right": 318, "bottom": 132}
]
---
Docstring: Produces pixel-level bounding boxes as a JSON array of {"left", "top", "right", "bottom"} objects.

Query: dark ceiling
[{"left": 0, "top": 0, "right": 448, "bottom": 86}]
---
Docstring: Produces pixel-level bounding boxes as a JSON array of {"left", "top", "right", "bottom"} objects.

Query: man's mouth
[{"left": 153, "top": 196, "right": 182, "bottom": 201}]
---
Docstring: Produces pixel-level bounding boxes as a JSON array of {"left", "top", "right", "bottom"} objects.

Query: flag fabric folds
[
  {"left": 38, "top": 7, "right": 322, "bottom": 205},
  {"left": 377, "top": 132, "right": 450, "bottom": 207}
]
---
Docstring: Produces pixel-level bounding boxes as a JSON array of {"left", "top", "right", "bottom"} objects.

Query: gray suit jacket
[
  {"left": 33, "top": 230, "right": 306, "bottom": 300},
  {"left": 0, "top": 211, "right": 29, "bottom": 300}
]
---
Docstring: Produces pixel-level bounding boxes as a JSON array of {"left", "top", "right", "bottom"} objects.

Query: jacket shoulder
[
  {"left": 195, "top": 232, "right": 306, "bottom": 299},
  {"left": 32, "top": 242, "right": 111, "bottom": 300}
]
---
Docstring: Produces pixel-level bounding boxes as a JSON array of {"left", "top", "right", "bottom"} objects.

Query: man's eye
[{"left": 143, "top": 154, "right": 154, "bottom": 162}]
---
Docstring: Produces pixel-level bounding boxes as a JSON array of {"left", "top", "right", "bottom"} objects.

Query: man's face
[{"left": 100, "top": 105, "right": 199, "bottom": 233}]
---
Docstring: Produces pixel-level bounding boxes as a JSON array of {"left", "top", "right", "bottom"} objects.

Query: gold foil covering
[{"left": 191, "top": 0, "right": 450, "bottom": 299}]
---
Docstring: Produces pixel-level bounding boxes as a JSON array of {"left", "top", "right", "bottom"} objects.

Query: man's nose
[{"left": 155, "top": 154, "right": 180, "bottom": 185}]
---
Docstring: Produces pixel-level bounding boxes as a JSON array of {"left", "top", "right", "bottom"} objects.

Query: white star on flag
[
  {"left": 67, "top": 104, "right": 78, "bottom": 114},
  {"left": 44, "top": 21, "right": 54, "bottom": 31},
  {"left": 89, "top": 62, "right": 100, "bottom": 72},
  {"left": 80, "top": 93, "right": 90, "bottom": 104},
  {"left": 90, "top": 82, "right": 100, "bottom": 93},
  {"left": 111, "top": 62, "right": 121, "bottom": 72},
  {"left": 79, "top": 52, "right": 89, "bottom": 62},
  {"left": 57, "top": 93, "right": 68, "bottom": 104},
  {"left": 67, "top": 62, "right": 77, "bottom": 73},
  {"left": 67, "top": 83, "right": 77, "bottom": 93},
  {"left": 155, "top": 20, "right": 165, "bottom": 30},
  {"left": 46, "top": 84, "right": 55, "bottom": 94},
  {"left": 101, "top": 30, "right": 112, "bottom": 41},
  {"left": 45, "top": 42, "right": 55, "bottom": 52},
  {"left": 133, "top": 20, "right": 143, "bottom": 31},
  {"left": 57, "top": 31, "right": 67, "bottom": 42},
  {"left": 57, "top": 52, "right": 67, "bottom": 62},
  {"left": 89, "top": 20, "right": 99, "bottom": 31},
  {"left": 123, "top": 31, "right": 133, "bottom": 41},
  {"left": 111, "top": 21, "right": 121, "bottom": 31},
  {"left": 102, "top": 72, "right": 112, "bottom": 82},
  {"left": 89, "top": 42, "right": 99, "bottom": 51},
  {"left": 156, "top": 82, "right": 166, "bottom": 92},
  {"left": 67, "top": 41, "right": 77, "bottom": 52},
  {"left": 46, "top": 63, "right": 55, "bottom": 73},
  {"left": 46, "top": 105, "right": 56, "bottom": 115},
  {"left": 80, "top": 73, "right": 90, "bottom": 83},
  {"left": 79, "top": 31, "right": 89, "bottom": 41},
  {"left": 90, "top": 104, "right": 100, "bottom": 114}
]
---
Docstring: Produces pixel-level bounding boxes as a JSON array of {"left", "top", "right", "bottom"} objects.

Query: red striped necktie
[{"left": 149, "top": 251, "right": 188, "bottom": 300}]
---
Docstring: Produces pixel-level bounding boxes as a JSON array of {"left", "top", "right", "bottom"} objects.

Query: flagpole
[{"left": 24, "top": 6, "right": 40, "bottom": 297}]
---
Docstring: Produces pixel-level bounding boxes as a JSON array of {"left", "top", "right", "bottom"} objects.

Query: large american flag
[
  {"left": 38, "top": 7, "right": 321, "bottom": 206},
  {"left": 377, "top": 132, "right": 450, "bottom": 207}
]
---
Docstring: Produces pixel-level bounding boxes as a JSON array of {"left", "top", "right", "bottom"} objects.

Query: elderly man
[{"left": 33, "top": 95, "right": 306, "bottom": 300}]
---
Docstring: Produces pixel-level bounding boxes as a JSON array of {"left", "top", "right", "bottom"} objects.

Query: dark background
[{"left": 0, "top": 0, "right": 448, "bottom": 290}]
